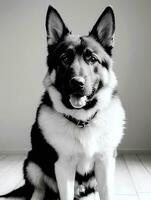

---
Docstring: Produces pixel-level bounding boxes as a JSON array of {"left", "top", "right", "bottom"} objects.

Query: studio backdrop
[{"left": 0, "top": 0, "right": 151, "bottom": 153}]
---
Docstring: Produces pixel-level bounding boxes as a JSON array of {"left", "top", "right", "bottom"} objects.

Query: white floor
[{"left": 0, "top": 154, "right": 151, "bottom": 200}]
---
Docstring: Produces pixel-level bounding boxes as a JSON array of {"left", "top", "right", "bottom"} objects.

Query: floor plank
[
  {"left": 138, "top": 193, "right": 151, "bottom": 200},
  {"left": 116, "top": 195, "right": 139, "bottom": 200},
  {"left": 115, "top": 155, "right": 136, "bottom": 195},
  {"left": 137, "top": 154, "right": 151, "bottom": 175},
  {"left": 124, "top": 154, "right": 151, "bottom": 193},
  {"left": 0, "top": 155, "right": 25, "bottom": 194},
  {"left": 0, "top": 154, "right": 151, "bottom": 199}
]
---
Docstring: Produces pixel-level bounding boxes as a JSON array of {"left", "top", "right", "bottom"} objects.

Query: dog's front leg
[
  {"left": 95, "top": 152, "right": 116, "bottom": 200},
  {"left": 55, "top": 157, "right": 76, "bottom": 200}
]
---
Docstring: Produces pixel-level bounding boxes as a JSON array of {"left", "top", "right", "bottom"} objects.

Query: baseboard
[
  {"left": 0, "top": 150, "right": 28, "bottom": 155},
  {"left": 118, "top": 148, "right": 151, "bottom": 154}
]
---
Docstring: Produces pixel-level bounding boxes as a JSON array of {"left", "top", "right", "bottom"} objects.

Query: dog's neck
[
  {"left": 63, "top": 111, "right": 98, "bottom": 128},
  {"left": 47, "top": 86, "right": 100, "bottom": 121}
]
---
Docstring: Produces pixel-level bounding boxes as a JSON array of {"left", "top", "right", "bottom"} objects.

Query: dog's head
[{"left": 44, "top": 6, "right": 117, "bottom": 111}]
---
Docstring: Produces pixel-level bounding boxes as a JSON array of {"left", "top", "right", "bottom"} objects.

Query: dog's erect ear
[
  {"left": 46, "top": 6, "right": 69, "bottom": 44},
  {"left": 89, "top": 6, "right": 115, "bottom": 55}
]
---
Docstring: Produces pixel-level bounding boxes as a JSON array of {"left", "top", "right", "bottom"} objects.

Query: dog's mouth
[
  {"left": 69, "top": 95, "right": 87, "bottom": 108},
  {"left": 69, "top": 88, "right": 96, "bottom": 109}
]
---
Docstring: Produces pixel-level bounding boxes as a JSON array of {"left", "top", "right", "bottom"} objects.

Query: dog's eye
[
  {"left": 85, "top": 55, "right": 98, "bottom": 64},
  {"left": 88, "top": 56, "right": 98, "bottom": 64},
  {"left": 61, "top": 54, "right": 71, "bottom": 65},
  {"left": 60, "top": 49, "right": 75, "bottom": 65},
  {"left": 83, "top": 49, "right": 98, "bottom": 64}
]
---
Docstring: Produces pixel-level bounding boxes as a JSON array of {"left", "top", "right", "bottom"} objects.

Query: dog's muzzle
[
  {"left": 70, "top": 76, "right": 85, "bottom": 92},
  {"left": 69, "top": 76, "right": 87, "bottom": 108}
]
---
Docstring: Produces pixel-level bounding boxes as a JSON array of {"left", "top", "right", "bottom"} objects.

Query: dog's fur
[{"left": 0, "top": 5, "right": 125, "bottom": 200}]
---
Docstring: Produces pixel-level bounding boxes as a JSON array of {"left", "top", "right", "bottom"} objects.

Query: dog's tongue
[{"left": 69, "top": 95, "right": 87, "bottom": 108}]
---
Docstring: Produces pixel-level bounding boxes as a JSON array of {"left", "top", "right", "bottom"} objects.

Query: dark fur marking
[
  {"left": 112, "top": 88, "right": 118, "bottom": 98},
  {"left": 94, "top": 66, "right": 98, "bottom": 73},
  {"left": 75, "top": 187, "right": 95, "bottom": 199},
  {"left": 41, "top": 91, "right": 53, "bottom": 109},
  {"left": 103, "top": 45, "right": 113, "bottom": 57},
  {"left": 95, "top": 80, "right": 103, "bottom": 94},
  {"left": 28, "top": 122, "right": 58, "bottom": 178},
  {"left": 0, "top": 185, "right": 33, "bottom": 199},
  {"left": 47, "top": 41, "right": 71, "bottom": 72},
  {"left": 36, "top": 91, "right": 53, "bottom": 121},
  {"left": 101, "top": 59, "right": 109, "bottom": 70},
  {"left": 83, "top": 98, "right": 97, "bottom": 110},
  {"left": 75, "top": 170, "right": 95, "bottom": 184},
  {"left": 44, "top": 186, "right": 59, "bottom": 200},
  {"left": 79, "top": 187, "right": 95, "bottom": 197},
  {"left": 75, "top": 171, "right": 96, "bottom": 199}
]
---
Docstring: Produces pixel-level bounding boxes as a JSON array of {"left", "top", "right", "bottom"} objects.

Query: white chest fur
[{"left": 38, "top": 97, "right": 125, "bottom": 174}]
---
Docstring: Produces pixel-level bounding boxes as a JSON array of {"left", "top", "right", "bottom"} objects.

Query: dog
[{"left": 0, "top": 5, "right": 125, "bottom": 200}]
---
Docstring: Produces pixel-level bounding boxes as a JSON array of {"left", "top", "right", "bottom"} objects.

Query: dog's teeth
[{"left": 69, "top": 96, "right": 87, "bottom": 108}]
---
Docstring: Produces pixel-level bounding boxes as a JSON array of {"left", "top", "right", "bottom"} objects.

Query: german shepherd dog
[{"left": 0, "top": 5, "right": 125, "bottom": 200}]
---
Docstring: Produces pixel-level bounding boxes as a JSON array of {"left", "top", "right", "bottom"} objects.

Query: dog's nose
[{"left": 70, "top": 76, "right": 85, "bottom": 89}]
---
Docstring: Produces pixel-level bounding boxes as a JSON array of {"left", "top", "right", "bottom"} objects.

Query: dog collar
[{"left": 63, "top": 111, "right": 98, "bottom": 128}]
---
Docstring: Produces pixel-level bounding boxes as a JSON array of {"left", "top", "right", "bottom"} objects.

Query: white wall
[{"left": 0, "top": 0, "right": 151, "bottom": 152}]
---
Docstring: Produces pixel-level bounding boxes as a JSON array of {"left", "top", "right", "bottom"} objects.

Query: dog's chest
[
  {"left": 39, "top": 108, "right": 104, "bottom": 158},
  {"left": 76, "top": 154, "right": 95, "bottom": 175},
  {"left": 38, "top": 100, "right": 124, "bottom": 162}
]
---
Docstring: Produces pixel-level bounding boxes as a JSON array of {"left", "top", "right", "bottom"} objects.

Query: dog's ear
[
  {"left": 46, "top": 6, "right": 69, "bottom": 44},
  {"left": 89, "top": 6, "right": 115, "bottom": 55}
]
